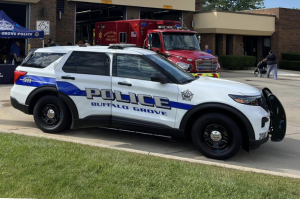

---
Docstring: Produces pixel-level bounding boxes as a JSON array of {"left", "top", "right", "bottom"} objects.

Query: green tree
[{"left": 203, "top": 0, "right": 265, "bottom": 11}]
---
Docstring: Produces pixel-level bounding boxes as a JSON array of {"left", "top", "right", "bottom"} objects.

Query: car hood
[
  {"left": 166, "top": 50, "right": 216, "bottom": 60},
  {"left": 188, "top": 77, "right": 261, "bottom": 96}
]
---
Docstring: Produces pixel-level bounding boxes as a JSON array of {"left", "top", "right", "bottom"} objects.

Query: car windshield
[
  {"left": 146, "top": 54, "right": 195, "bottom": 84},
  {"left": 163, "top": 33, "right": 200, "bottom": 51}
]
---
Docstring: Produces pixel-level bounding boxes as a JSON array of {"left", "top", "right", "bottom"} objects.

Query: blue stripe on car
[{"left": 15, "top": 75, "right": 194, "bottom": 110}]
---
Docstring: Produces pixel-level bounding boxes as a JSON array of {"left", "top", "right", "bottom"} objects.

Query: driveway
[{"left": 1, "top": 69, "right": 300, "bottom": 177}]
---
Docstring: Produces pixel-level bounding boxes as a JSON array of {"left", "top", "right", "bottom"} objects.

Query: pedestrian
[
  {"left": 67, "top": 42, "right": 73, "bottom": 46},
  {"left": 204, "top": 45, "right": 212, "bottom": 54},
  {"left": 48, "top": 38, "right": 58, "bottom": 46},
  {"left": 77, "top": 40, "right": 84, "bottom": 45},
  {"left": 10, "top": 40, "right": 20, "bottom": 64},
  {"left": 263, "top": 50, "right": 278, "bottom": 80},
  {"left": 84, "top": 40, "right": 90, "bottom": 46}
]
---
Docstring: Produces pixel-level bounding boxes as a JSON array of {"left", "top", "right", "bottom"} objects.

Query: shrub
[
  {"left": 219, "top": 55, "right": 256, "bottom": 70},
  {"left": 279, "top": 61, "right": 300, "bottom": 71},
  {"left": 282, "top": 53, "right": 300, "bottom": 61}
]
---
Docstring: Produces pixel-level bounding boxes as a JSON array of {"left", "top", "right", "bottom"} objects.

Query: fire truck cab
[{"left": 95, "top": 19, "right": 220, "bottom": 78}]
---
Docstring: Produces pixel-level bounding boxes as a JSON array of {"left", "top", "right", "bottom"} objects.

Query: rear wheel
[
  {"left": 33, "top": 95, "right": 71, "bottom": 133},
  {"left": 191, "top": 113, "right": 241, "bottom": 160}
]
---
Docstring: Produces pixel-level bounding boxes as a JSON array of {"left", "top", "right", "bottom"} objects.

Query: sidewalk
[{"left": 221, "top": 68, "right": 300, "bottom": 77}]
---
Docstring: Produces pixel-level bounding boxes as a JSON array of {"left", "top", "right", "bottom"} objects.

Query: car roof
[{"left": 34, "top": 46, "right": 157, "bottom": 55}]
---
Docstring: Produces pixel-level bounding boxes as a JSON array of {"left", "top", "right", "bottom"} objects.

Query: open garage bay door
[{"left": 76, "top": 2, "right": 125, "bottom": 44}]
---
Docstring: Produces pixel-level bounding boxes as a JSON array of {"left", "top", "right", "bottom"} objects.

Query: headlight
[
  {"left": 229, "top": 95, "right": 261, "bottom": 106},
  {"left": 176, "top": 62, "right": 192, "bottom": 71}
]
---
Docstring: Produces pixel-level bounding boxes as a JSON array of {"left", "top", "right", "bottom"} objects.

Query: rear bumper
[
  {"left": 11, "top": 97, "right": 29, "bottom": 114},
  {"left": 249, "top": 136, "right": 269, "bottom": 150}
]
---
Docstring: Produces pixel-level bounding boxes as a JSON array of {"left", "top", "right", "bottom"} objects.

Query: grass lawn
[{"left": 0, "top": 133, "right": 299, "bottom": 199}]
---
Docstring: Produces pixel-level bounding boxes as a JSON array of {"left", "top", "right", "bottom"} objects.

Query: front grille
[{"left": 196, "top": 59, "right": 218, "bottom": 71}]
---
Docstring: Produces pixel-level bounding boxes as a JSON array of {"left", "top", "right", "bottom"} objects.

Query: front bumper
[{"left": 249, "top": 136, "right": 269, "bottom": 150}]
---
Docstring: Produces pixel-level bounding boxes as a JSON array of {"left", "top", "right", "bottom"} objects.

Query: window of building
[
  {"left": 63, "top": 52, "right": 110, "bottom": 76},
  {"left": 115, "top": 55, "right": 160, "bottom": 81},
  {"left": 119, "top": 32, "right": 127, "bottom": 43},
  {"left": 262, "top": 37, "right": 271, "bottom": 57}
]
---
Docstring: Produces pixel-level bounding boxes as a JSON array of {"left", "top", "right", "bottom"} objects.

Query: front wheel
[
  {"left": 191, "top": 113, "right": 242, "bottom": 160},
  {"left": 33, "top": 95, "right": 71, "bottom": 133}
]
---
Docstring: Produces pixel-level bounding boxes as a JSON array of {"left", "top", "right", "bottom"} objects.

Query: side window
[
  {"left": 20, "top": 53, "right": 65, "bottom": 68},
  {"left": 115, "top": 55, "right": 160, "bottom": 81},
  {"left": 63, "top": 51, "right": 110, "bottom": 76},
  {"left": 119, "top": 32, "right": 127, "bottom": 43},
  {"left": 152, "top": 33, "right": 161, "bottom": 48}
]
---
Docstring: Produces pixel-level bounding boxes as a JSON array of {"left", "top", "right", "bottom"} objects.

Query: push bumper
[
  {"left": 191, "top": 73, "right": 220, "bottom": 78},
  {"left": 10, "top": 97, "right": 29, "bottom": 114},
  {"left": 262, "top": 88, "right": 287, "bottom": 142},
  {"left": 248, "top": 88, "right": 286, "bottom": 150}
]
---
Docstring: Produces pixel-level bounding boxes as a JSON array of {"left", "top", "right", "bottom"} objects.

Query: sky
[{"left": 264, "top": 0, "right": 300, "bottom": 9}]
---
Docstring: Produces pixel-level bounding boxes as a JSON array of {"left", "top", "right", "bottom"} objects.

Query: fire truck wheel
[{"left": 191, "top": 113, "right": 242, "bottom": 160}]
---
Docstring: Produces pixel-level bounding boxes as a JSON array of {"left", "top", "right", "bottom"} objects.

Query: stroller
[{"left": 254, "top": 61, "right": 267, "bottom": 77}]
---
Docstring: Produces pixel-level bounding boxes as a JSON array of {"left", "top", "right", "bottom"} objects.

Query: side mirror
[
  {"left": 148, "top": 34, "right": 152, "bottom": 49},
  {"left": 151, "top": 73, "right": 168, "bottom": 84}
]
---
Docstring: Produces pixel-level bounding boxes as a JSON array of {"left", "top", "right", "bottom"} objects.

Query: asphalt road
[{"left": 0, "top": 69, "right": 300, "bottom": 177}]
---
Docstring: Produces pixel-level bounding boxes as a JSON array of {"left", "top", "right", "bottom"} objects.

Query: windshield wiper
[
  {"left": 182, "top": 79, "right": 195, "bottom": 84},
  {"left": 21, "top": 63, "right": 40, "bottom": 67},
  {"left": 185, "top": 47, "right": 199, "bottom": 50},
  {"left": 166, "top": 48, "right": 182, "bottom": 50}
]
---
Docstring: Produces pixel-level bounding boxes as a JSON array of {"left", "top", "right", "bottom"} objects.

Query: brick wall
[
  {"left": 182, "top": 11, "right": 193, "bottom": 30},
  {"left": 243, "top": 8, "right": 300, "bottom": 61},
  {"left": 195, "top": 0, "right": 203, "bottom": 11},
  {"left": 126, "top": 7, "right": 140, "bottom": 20},
  {"left": 233, "top": 35, "right": 244, "bottom": 55},
  {"left": 257, "top": 36, "right": 263, "bottom": 62},
  {"left": 56, "top": 0, "right": 76, "bottom": 46},
  {"left": 30, "top": 0, "right": 57, "bottom": 48},
  {"left": 278, "top": 9, "right": 300, "bottom": 57},
  {"left": 30, "top": 0, "right": 75, "bottom": 48},
  {"left": 200, "top": 33, "right": 215, "bottom": 54},
  {"left": 217, "top": 34, "right": 226, "bottom": 56}
]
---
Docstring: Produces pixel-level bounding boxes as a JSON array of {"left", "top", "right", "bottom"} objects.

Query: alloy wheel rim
[
  {"left": 202, "top": 124, "right": 230, "bottom": 153},
  {"left": 40, "top": 103, "right": 60, "bottom": 127}
]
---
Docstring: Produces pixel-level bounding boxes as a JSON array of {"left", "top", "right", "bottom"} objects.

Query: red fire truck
[{"left": 94, "top": 19, "right": 220, "bottom": 78}]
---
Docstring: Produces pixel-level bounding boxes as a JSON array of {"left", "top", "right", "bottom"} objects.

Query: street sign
[{"left": 36, "top": 21, "right": 50, "bottom": 35}]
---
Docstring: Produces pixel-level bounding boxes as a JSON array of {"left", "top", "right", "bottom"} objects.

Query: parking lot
[{"left": 1, "top": 69, "right": 300, "bottom": 177}]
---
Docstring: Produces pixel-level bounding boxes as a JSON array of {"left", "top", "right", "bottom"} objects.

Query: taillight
[{"left": 14, "top": 71, "right": 27, "bottom": 83}]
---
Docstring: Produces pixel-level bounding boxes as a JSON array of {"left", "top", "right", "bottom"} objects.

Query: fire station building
[
  {"left": 0, "top": 0, "right": 197, "bottom": 50},
  {"left": 1, "top": 0, "right": 300, "bottom": 61}
]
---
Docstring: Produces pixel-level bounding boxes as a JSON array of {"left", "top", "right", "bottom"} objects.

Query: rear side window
[
  {"left": 21, "top": 53, "right": 65, "bottom": 68},
  {"left": 62, "top": 51, "right": 110, "bottom": 76}
]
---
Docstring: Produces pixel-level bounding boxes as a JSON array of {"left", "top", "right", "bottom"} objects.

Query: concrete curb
[{"left": 2, "top": 130, "right": 300, "bottom": 180}]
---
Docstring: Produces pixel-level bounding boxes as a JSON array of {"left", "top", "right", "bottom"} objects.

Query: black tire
[
  {"left": 191, "top": 113, "right": 242, "bottom": 160},
  {"left": 33, "top": 95, "right": 71, "bottom": 133}
]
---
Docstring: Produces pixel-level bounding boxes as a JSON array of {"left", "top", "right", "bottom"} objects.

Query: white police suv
[{"left": 11, "top": 44, "right": 286, "bottom": 160}]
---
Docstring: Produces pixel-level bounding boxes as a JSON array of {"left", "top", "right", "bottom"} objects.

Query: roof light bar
[{"left": 108, "top": 44, "right": 136, "bottom": 49}]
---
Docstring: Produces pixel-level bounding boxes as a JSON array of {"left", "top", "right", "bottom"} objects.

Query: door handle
[
  {"left": 118, "top": 82, "right": 132, "bottom": 87},
  {"left": 61, "top": 76, "right": 75, "bottom": 80}
]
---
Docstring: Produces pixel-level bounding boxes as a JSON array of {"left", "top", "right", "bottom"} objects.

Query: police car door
[
  {"left": 111, "top": 53, "right": 179, "bottom": 131},
  {"left": 55, "top": 50, "right": 112, "bottom": 125}
]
